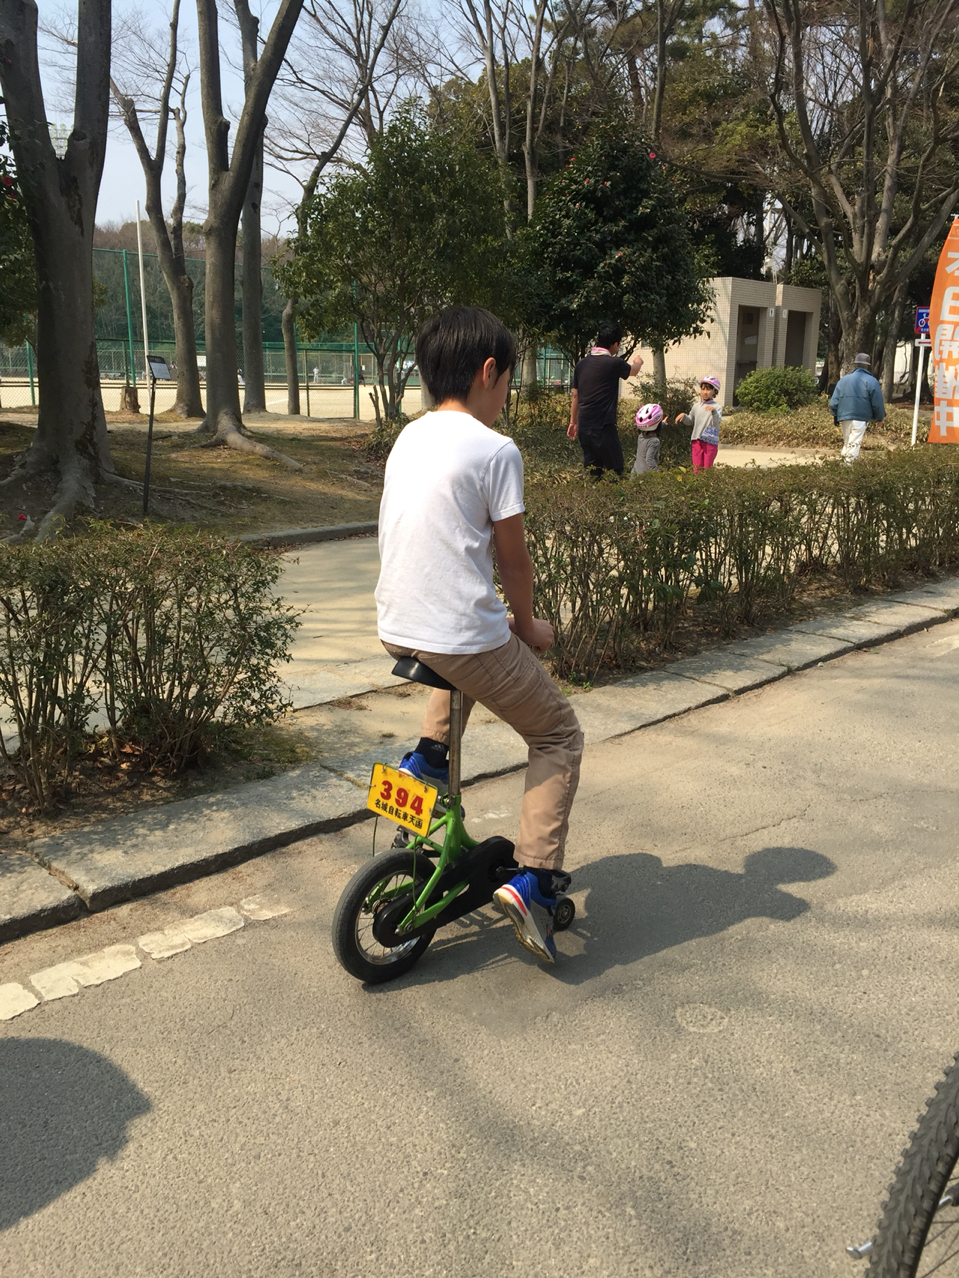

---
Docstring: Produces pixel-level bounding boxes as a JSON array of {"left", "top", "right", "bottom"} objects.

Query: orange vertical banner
[{"left": 928, "top": 218, "right": 959, "bottom": 444}]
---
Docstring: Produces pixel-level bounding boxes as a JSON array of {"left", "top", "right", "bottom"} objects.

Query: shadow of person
[
  {"left": 0, "top": 1037, "right": 151, "bottom": 1231},
  {"left": 552, "top": 844, "right": 837, "bottom": 985}
]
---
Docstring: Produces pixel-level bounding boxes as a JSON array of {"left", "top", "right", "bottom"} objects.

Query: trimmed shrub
[
  {"left": 735, "top": 365, "right": 819, "bottom": 412},
  {"left": 524, "top": 449, "right": 959, "bottom": 679},
  {"left": 0, "top": 527, "right": 299, "bottom": 807}
]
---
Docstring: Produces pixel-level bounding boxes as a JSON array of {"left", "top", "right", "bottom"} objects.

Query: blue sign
[{"left": 915, "top": 306, "right": 930, "bottom": 335}]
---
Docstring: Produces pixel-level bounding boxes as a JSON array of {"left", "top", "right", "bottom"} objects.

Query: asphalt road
[{"left": 3, "top": 621, "right": 959, "bottom": 1277}]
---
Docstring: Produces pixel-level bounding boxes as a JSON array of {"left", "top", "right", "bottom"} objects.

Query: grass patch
[{"left": 721, "top": 400, "right": 922, "bottom": 450}]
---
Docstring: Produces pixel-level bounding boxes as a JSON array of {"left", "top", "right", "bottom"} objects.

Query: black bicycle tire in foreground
[
  {"left": 332, "top": 850, "right": 436, "bottom": 983},
  {"left": 866, "top": 1050, "right": 959, "bottom": 1276}
]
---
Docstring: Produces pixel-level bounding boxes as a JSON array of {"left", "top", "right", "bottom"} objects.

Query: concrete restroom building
[{"left": 634, "top": 277, "right": 822, "bottom": 404}]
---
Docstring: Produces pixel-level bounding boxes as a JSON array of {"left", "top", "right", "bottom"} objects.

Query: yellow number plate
[{"left": 367, "top": 763, "right": 438, "bottom": 836}]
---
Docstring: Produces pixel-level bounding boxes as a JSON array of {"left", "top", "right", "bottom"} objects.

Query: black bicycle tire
[
  {"left": 866, "top": 1051, "right": 959, "bottom": 1277},
  {"left": 332, "top": 850, "right": 436, "bottom": 984}
]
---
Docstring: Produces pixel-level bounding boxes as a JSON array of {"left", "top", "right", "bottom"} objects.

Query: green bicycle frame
[{"left": 377, "top": 687, "right": 479, "bottom": 934}]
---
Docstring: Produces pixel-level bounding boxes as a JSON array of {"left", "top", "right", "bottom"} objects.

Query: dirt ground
[{"left": 0, "top": 411, "right": 383, "bottom": 534}]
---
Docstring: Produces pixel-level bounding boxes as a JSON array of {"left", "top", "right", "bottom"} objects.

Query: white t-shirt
[{"left": 375, "top": 410, "right": 525, "bottom": 654}]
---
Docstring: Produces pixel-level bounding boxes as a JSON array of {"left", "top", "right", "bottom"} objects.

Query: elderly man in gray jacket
[{"left": 829, "top": 353, "right": 886, "bottom": 464}]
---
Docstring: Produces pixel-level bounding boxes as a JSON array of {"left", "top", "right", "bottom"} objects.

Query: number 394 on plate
[{"left": 366, "top": 763, "right": 438, "bottom": 836}]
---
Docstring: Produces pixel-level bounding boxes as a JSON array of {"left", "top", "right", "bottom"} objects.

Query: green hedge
[
  {"left": 525, "top": 449, "right": 959, "bottom": 678},
  {"left": 0, "top": 527, "right": 299, "bottom": 808},
  {"left": 735, "top": 365, "right": 819, "bottom": 411}
]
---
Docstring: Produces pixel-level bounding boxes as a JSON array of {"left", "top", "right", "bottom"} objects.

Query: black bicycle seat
[{"left": 391, "top": 657, "right": 456, "bottom": 692}]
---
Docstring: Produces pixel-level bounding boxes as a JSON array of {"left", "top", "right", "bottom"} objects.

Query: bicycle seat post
[{"left": 448, "top": 688, "right": 463, "bottom": 796}]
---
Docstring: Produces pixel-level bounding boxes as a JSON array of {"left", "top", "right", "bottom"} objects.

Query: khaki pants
[{"left": 383, "top": 634, "right": 583, "bottom": 871}]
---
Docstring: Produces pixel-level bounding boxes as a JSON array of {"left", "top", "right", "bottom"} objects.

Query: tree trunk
[
  {"left": 241, "top": 134, "right": 267, "bottom": 414},
  {"left": 169, "top": 270, "right": 203, "bottom": 416},
  {"left": 202, "top": 219, "right": 299, "bottom": 468},
  {"left": 194, "top": 0, "right": 304, "bottom": 467},
  {"left": 652, "top": 346, "right": 667, "bottom": 387},
  {"left": 522, "top": 341, "right": 537, "bottom": 390},
  {"left": 237, "top": 1, "right": 266, "bottom": 415},
  {"left": 21, "top": 172, "right": 115, "bottom": 525},
  {"left": 282, "top": 297, "right": 300, "bottom": 415},
  {"left": 879, "top": 279, "right": 909, "bottom": 402},
  {"left": 203, "top": 221, "right": 244, "bottom": 434},
  {"left": 111, "top": 1, "right": 204, "bottom": 420},
  {"left": 0, "top": 0, "right": 115, "bottom": 535}
]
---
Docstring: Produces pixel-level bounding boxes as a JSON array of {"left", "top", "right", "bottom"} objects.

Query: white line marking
[
  {"left": 178, "top": 907, "right": 245, "bottom": 943},
  {"left": 30, "top": 945, "right": 142, "bottom": 1000},
  {"left": 30, "top": 962, "right": 84, "bottom": 1000},
  {"left": 13, "top": 898, "right": 291, "bottom": 1017},
  {"left": 138, "top": 928, "right": 192, "bottom": 960},
  {"left": 71, "top": 945, "right": 141, "bottom": 986},
  {"left": 0, "top": 982, "right": 40, "bottom": 1020},
  {"left": 238, "top": 895, "right": 291, "bottom": 921}
]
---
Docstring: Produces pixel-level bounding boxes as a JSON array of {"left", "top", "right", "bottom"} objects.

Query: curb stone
[
  {"left": 3, "top": 575, "right": 959, "bottom": 944},
  {"left": 239, "top": 521, "right": 377, "bottom": 549}
]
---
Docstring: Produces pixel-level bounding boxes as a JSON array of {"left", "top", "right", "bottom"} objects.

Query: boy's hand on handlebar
[{"left": 508, "top": 616, "right": 554, "bottom": 653}]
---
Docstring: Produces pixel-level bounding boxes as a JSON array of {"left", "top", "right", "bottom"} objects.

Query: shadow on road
[
  {"left": 377, "top": 844, "right": 838, "bottom": 989},
  {"left": 0, "top": 1037, "right": 151, "bottom": 1231},
  {"left": 551, "top": 844, "right": 837, "bottom": 984}
]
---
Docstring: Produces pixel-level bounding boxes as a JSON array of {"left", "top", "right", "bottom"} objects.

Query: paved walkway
[{"left": 280, "top": 538, "right": 402, "bottom": 708}]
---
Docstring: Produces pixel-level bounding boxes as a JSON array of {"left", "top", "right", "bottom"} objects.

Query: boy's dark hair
[
  {"left": 415, "top": 307, "right": 516, "bottom": 403},
  {"left": 596, "top": 322, "right": 623, "bottom": 350}
]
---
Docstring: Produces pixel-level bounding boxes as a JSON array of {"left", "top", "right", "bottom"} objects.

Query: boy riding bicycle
[{"left": 375, "top": 306, "right": 584, "bottom": 964}]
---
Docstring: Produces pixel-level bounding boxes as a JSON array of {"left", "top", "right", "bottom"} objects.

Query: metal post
[
  {"left": 911, "top": 343, "right": 928, "bottom": 446},
  {"left": 303, "top": 349, "right": 311, "bottom": 416},
  {"left": 26, "top": 342, "right": 35, "bottom": 405},
  {"left": 447, "top": 690, "right": 463, "bottom": 797},
  {"left": 122, "top": 248, "right": 137, "bottom": 390},
  {"left": 143, "top": 371, "right": 157, "bottom": 515},
  {"left": 353, "top": 321, "right": 361, "bottom": 419},
  {"left": 135, "top": 202, "right": 150, "bottom": 384}
]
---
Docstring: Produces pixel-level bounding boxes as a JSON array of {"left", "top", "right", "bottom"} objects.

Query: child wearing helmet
[
  {"left": 632, "top": 403, "right": 664, "bottom": 473},
  {"left": 675, "top": 376, "right": 722, "bottom": 472}
]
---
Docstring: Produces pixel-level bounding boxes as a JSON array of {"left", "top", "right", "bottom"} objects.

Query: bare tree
[
  {"left": 456, "top": 0, "right": 582, "bottom": 383},
  {"left": 110, "top": 0, "right": 204, "bottom": 418},
  {"left": 457, "top": 0, "right": 579, "bottom": 220},
  {"left": 194, "top": 0, "right": 303, "bottom": 461},
  {"left": 764, "top": 0, "right": 959, "bottom": 372},
  {"left": 0, "top": 0, "right": 119, "bottom": 534},
  {"left": 267, "top": 0, "right": 407, "bottom": 415}
]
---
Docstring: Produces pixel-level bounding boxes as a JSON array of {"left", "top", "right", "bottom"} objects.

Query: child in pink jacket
[{"left": 675, "top": 376, "right": 721, "bottom": 472}]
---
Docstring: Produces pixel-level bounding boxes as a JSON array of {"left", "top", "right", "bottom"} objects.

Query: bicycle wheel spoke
[{"left": 917, "top": 1237, "right": 959, "bottom": 1277}]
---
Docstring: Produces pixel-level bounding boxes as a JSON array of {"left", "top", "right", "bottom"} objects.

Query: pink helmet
[
  {"left": 700, "top": 375, "right": 721, "bottom": 393},
  {"left": 635, "top": 403, "right": 664, "bottom": 431}
]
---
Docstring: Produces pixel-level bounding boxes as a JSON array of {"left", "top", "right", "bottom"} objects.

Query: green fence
[{"left": 0, "top": 239, "right": 572, "bottom": 415}]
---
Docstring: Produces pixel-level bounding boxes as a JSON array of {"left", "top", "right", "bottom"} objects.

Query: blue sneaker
[
  {"left": 398, "top": 750, "right": 449, "bottom": 794},
  {"left": 493, "top": 870, "right": 557, "bottom": 964}
]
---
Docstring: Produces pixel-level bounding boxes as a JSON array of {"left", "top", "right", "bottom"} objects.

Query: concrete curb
[
  {"left": 4, "top": 577, "right": 959, "bottom": 945},
  {"left": 239, "top": 522, "right": 377, "bottom": 548}
]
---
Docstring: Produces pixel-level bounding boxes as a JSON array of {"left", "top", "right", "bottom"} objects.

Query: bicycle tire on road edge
[
  {"left": 332, "top": 850, "right": 436, "bottom": 984},
  {"left": 866, "top": 1050, "right": 959, "bottom": 1277}
]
